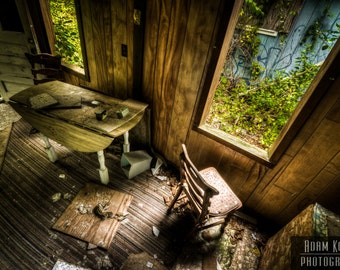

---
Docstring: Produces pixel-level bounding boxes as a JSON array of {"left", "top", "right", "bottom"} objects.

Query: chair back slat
[
  {"left": 180, "top": 145, "right": 219, "bottom": 223},
  {"left": 167, "top": 144, "right": 242, "bottom": 231},
  {"left": 25, "top": 53, "right": 64, "bottom": 85}
]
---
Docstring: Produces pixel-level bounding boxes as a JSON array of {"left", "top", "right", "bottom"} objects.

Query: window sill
[
  {"left": 61, "top": 62, "right": 89, "bottom": 81},
  {"left": 195, "top": 124, "right": 274, "bottom": 167}
]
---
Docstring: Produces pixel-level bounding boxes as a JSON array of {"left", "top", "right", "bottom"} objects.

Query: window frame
[
  {"left": 36, "top": 0, "right": 89, "bottom": 81},
  {"left": 62, "top": 0, "right": 89, "bottom": 81},
  {"left": 193, "top": 0, "right": 339, "bottom": 166}
]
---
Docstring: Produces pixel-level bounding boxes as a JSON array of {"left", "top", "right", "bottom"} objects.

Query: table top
[{"left": 10, "top": 81, "right": 148, "bottom": 138}]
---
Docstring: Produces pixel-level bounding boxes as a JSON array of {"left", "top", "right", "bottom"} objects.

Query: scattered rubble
[
  {"left": 152, "top": 226, "right": 160, "bottom": 237},
  {"left": 51, "top": 193, "right": 62, "bottom": 202}
]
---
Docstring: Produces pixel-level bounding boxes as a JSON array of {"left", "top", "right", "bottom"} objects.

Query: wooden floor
[{"left": 0, "top": 119, "right": 196, "bottom": 269}]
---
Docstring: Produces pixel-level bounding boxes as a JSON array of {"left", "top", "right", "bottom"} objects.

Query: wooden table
[{"left": 9, "top": 81, "right": 148, "bottom": 184}]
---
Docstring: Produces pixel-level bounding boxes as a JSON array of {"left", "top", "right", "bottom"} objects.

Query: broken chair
[
  {"left": 25, "top": 52, "right": 64, "bottom": 85},
  {"left": 167, "top": 144, "right": 242, "bottom": 231}
]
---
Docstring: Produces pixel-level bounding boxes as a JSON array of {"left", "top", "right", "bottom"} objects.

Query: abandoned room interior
[{"left": 0, "top": 0, "right": 340, "bottom": 269}]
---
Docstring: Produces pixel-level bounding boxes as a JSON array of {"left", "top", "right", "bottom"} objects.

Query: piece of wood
[{"left": 52, "top": 183, "right": 133, "bottom": 249}]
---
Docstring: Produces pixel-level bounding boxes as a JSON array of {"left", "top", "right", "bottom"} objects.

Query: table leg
[
  {"left": 40, "top": 133, "right": 58, "bottom": 162},
  {"left": 123, "top": 131, "right": 130, "bottom": 152},
  {"left": 97, "top": 150, "right": 109, "bottom": 184}
]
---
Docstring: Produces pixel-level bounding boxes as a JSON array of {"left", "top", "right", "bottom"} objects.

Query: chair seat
[{"left": 199, "top": 167, "right": 242, "bottom": 216}]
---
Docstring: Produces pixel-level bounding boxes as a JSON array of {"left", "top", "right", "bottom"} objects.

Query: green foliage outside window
[
  {"left": 49, "top": 0, "right": 83, "bottom": 68},
  {"left": 206, "top": 0, "right": 339, "bottom": 150}
]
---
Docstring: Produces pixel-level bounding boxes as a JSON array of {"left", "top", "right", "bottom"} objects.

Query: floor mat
[{"left": 52, "top": 183, "right": 133, "bottom": 249}]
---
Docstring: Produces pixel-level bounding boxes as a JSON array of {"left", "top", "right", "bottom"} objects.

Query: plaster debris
[
  {"left": 51, "top": 193, "right": 62, "bottom": 202},
  {"left": 152, "top": 226, "right": 160, "bottom": 237},
  {"left": 63, "top": 193, "right": 73, "bottom": 200},
  {"left": 146, "top": 261, "right": 154, "bottom": 268},
  {"left": 95, "top": 255, "right": 113, "bottom": 269}
]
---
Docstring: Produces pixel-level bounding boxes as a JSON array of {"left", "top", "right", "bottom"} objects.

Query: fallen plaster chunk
[
  {"left": 87, "top": 243, "right": 97, "bottom": 250},
  {"left": 151, "top": 158, "right": 163, "bottom": 175},
  {"left": 146, "top": 261, "right": 154, "bottom": 268},
  {"left": 152, "top": 226, "right": 160, "bottom": 237},
  {"left": 51, "top": 193, "right": 62, "bottom": 202}
]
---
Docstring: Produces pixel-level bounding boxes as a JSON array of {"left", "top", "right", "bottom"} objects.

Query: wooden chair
[
  {"left": 167, "top": 144, "right": 242, "bottom": 230},
  {"left": 25, "top": 53, "right": 64, "bottom": 85}
]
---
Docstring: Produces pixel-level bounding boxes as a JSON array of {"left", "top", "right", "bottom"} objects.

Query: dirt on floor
[{"left": 120, "top": 252, "right": 168, "bottom": 270}]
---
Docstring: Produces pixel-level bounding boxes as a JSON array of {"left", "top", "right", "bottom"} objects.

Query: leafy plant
[
  {"left": 207, "top": 57, "right": 319, "bottom": 149},
  {"left": 206, "top": 0, "right": 339, "bottom": 150},
  {"left": 49, "top": 0, "right": 83, "bottom": 68}
]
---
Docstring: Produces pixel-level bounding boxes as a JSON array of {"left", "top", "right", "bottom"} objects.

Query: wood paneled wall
[
  {"left": 142, "top": 0, "right": 340, "bottom": 226},
  {"left": 65, "top": 0, "right": 135, "bottom": 100}
]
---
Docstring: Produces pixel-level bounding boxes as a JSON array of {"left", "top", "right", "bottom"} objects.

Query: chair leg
[{"left": 167, "top": 185, "right": 183, "bottom": 214}]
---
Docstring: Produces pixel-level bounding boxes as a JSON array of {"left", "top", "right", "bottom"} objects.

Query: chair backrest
[
  {"left": 25, "top": 53, "right": 64, "bottom": 85},
  {"left": 180, "top": 144, "right": 219, "bottom": 225}
]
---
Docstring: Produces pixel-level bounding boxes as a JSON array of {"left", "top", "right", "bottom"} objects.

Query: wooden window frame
[
  {"left": 31, "top": 0, "right": 89, "bottom": 81},
  {"left": 193, "top": 1, "right": 340, "bottom": 167}
]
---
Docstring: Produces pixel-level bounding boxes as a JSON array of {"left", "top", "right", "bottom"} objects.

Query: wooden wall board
[
  {"left": 80, "top": 0, "right": 97, "bottom": 88},
  {"left": 214, "top": 144, "right": 236, "bottom": 179},
  {"left": 0, "top": 63, "right": 31, "bottom": 77},
  {"left": 255, "top": 184, "right": 294, "bottom": 219},
  {"left": 227, "top": 154, "right": 257, "bottom": 199},
  {"left": 0, "top": 54, "right": 30, "bottom": 66},
  {"left": 326, "top": 97, "right": 340, "bottom": 123},
  {"left": 245, "top": 154, "right": 291, "bottom": 206},
  {"left": 126, "top": 0, "right": 134, "bottom": 98},
  {"left": 91, "top": 1, "right": 109, "bottom": 92},
  {"left": 142, "top": 0, "right": 161, "bottom": 103},
  {"left": 275, "top": 170, "right": 339, "bottom": 224},
  {"left": 0, "top": 76, "right": 32, "bottom": 86},
  {"left": 148, "top": 0, "right": 176, "bottom": 155},
  {"left": 284, "top": 76, "right": 340, "bottom": 158},
  {"left": 52, "top": 183, "right": 133, "bottom": 249},
  {"left": 111, "top": 0, "right": 127, "bottom": 98},
  {"left": 165, "top": 0, "right": 223, "bottom": 163},
  {"left": 274, "top": 119, "right": 340, "bottom": 194},
  {"left": 237, "top": 162, "right": 267, "bottom": 203},
  {"left": 324, "top": 151, "right": 340, "bottom": 175},
  {"left": 314, "top": 174, "right": 340, "bottom": 212},
  {"left": 0, "top": 42, "right": 28, "bottom": 56}
]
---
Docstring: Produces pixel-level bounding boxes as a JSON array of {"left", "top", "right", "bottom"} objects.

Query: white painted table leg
[
  {"left": 97, "top": 150, "right": 109, "bottom": 184},
  {"left": 40, "top": 133, "right": 58, "bottom": 162},
  {"left": 123, "top": 131, "right": 130, "bottom": 152}
]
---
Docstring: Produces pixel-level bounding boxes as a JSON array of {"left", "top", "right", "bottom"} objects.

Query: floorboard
[{"left": 0, "top": 119, "right": 191, "bottom": 270}]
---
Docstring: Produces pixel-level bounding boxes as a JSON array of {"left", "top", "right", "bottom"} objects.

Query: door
[{"left": 0, "top": 0, "right": 36, "bottom": 101}]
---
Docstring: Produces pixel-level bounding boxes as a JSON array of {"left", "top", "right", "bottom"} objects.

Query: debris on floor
[
  {"left": 95, "top": 255, "right": 113, "bottom": 269},
  {"left": 164, "top": 178, "right": 267, "bottom": 270},
  {"left": 52, "top": 259, "right": 91, "bottom": 270},
  {"left": 52, "top": 192, "right": 62, "bottom": 202},
  {"left": 152, "top": 225, "right": 160, "bottom": 237},
  {"left": 120, "top": 252, "right": 167, "bottom": 270}
]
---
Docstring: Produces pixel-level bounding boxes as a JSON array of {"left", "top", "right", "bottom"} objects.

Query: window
[
  {"left": 48, "top": 0, "right": 89, "bottom": 79},
  {"left": 196, "top": 0, "right": 340, "bottom": 165}
]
